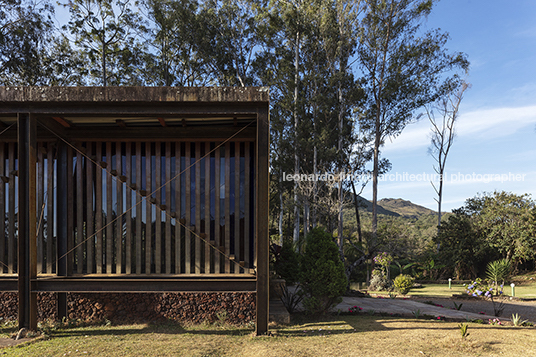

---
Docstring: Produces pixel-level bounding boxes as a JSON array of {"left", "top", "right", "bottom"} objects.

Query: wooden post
[
  {"left": 56, "top": 142, "right": 69, "bottom": 321},
  {"left": 17, "top": 112, "right": 37, "bottom": 331},
  {"left": 255, "top": 107, "right": 269, "bottom": 335}
]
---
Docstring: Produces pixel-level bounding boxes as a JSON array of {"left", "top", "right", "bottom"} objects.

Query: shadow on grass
[
  {"left": 47, "top": 321, "right": 255, "bottom": 339},
  {"left": 8, "top": 312, "right": 527, "bottom": 343}
]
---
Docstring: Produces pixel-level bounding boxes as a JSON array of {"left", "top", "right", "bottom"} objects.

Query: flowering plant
[
  {"left": 466, "top": 278, "right": 503, "bottom": 297},
  {"left": 373, "top": 252, "right": 393, "bottom": 268},
  {"left": 466, "top": 278, "right": 505, "bottom": 316},
  {"left": 348, "top": 306, "right": 362, "bottom": 313},
  {"left": 489, "top": 318, "right": 502, "bottom": 325}
]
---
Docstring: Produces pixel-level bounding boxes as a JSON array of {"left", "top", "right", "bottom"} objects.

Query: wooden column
[
  {"left": 255, "top": 107, "right": 269, "bottom": 336},
  {"left": 56, "top": 142, "right": 69, "bottom": 321},
  {"left": 17, "top": 112, "right": 37, "bottom": 331}
]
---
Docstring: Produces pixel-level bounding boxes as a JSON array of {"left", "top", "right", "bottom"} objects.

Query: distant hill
[
  {"left": 355, "top": 197, "right": 436, "bottom": 219},
  {"left": 378, "top": 198, "right": 436, "bottom": 218}
]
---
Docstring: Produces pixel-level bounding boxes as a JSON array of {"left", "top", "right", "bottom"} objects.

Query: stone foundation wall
[{"left": 0, "top": 292, "right": 256, "bottom": 325}]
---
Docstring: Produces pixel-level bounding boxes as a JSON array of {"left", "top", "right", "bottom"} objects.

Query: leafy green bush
[
  {"left": 273, "top": 239, "right": 301, "bottom": 285},
  {"left": 300, "top": 228, "right": 347, "bottom": 315},
  {"left": 393, "top": 274, "right": 414, "bottom": 295}
]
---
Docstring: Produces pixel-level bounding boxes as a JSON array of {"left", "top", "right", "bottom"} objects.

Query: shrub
[
  {"left": 273, "top": 239, "right": 301, "bottom": 285},
  {"left": 393, "top": 274, "right": 415, "bottom": 295},
  {"left": 300, "top": 228, "right": 347, "bottom": 315},
  {"left": 368, "top": 269, "right": 393, "bottom": 291}
]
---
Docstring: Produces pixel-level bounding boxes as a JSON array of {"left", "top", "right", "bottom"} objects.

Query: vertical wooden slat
[
  {"left": 204, "top": 142, "right": 211, "bottom": 274},
  {"left": 76, "top": 149, "right": 84, "bottom": 274},
  {"left": 135, "top": 142, "right": 142, "bottom": 274},
  {"left": 106, "top": 142, "right": 113, "bottom": 274},
  {"left": 67, "top": 146, "right": 74, "bottom": 275},
  {"left": 36, "top": 143, "right": 44, "bottom": 274},
  {"left": 17, "top": 112, "right": 37, "bottom": 330},
  {"left": 195, "top": 142, "right": 201, "bottom": 274},
  {"left": 0, "top": 143, "right": 5, "bottom": 274},
  {"left": 45, "top": 143, "right": 54, "bottom": 274},
  {"left": 214, "top": 145, "right": 220, "bottom": 274},
  {"left": 116, "top": 142, "right": 123, "bottom": 274},
  {"left": 224, "top": 142, "right": 231, "bottom": 273},
  {"left": 256, "top": 106, "right": 270, "bottom": 336},
  {"left": 56, "top": 142, "right": 69, "bottom": 320},
  {"left": 244, "top": 142, "right": 250, "bottom": 270},
  {"left": 234, "top": 143, "right": 241, "bottom": 274},
  {"left": 155, "top": 142, "right": 162, "bottom": 274},
  {"left": 8, "top": 142, "right": 15, "bottom": 274},
  {"left": 174, "top": 143, "right": 181, "bottom": 273},
  {"left": 86, "top": 143, "right": 94, "bottom": 274},
  {"left": 184, "top": 142, "right": 191, "bottom": 274},
  {"left": 165, "top": 142, "right": 172, "bottom": 274},
  {"left": 125, "top": 143, "right": 132, "bottom": 274},
  {"left": 145, "top": 142, "right": 152, "bottom": 274},
  {"left": 95, "top": 143, "right": 103, "bottom": 274}
]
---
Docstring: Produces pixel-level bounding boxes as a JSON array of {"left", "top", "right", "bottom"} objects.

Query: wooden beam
[
  {"left": 0, "top": 278, "right": 17, "bottom": 291},
  {"left": 0, "top": 143, "right": 5, "bottom": 274},
  {"left": 33, "top": 277, "right": 256, "bottom": 293},
  {"left": 52, "top": 116, "right": 72, "bottom": 128},
  {"left": 17, "top": 112, "right": 38, "bottom": 331},
  {"left": 0, "top": 126, "right": 257, "bottom": 143},
  {"left": 255, "top": 106, "right": 270, "bottom": 336},
  {"left": 86, "top": 143, "right": 94, "bottom": 274},
  {"left": 157, "top": 117, "right": 167, "bottom": 127},
  {"left": 56, "top": 142, "right": 69, "bottom": 321}
]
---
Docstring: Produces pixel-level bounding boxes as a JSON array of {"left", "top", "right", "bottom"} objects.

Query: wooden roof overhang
[{"left": 0, "top": 86, "right": 269, "bottom": 141}]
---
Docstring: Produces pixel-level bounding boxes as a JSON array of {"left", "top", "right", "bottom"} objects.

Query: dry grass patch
[{"left": 1, "top": 316, "right": 535, "bottom": 356}]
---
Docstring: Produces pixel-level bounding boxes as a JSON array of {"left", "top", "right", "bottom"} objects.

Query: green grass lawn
[
  {"left": 351, "top": 279, "right": 536, "bottom": 299},
  {"left": 2, "top": 315, "right": 536, "bottom": 357}
]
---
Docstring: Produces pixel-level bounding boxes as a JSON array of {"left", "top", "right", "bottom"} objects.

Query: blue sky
[
  {"left": 364, "top": 0, "right": 536, "bottom": 212},
  {"left": 51, "top": 0, "right": 535, "bottom": 212}
]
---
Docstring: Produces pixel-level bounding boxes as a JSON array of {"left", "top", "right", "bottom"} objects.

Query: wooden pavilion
[{"left": 0, "top": 87, "right": 270, "bottom": 335}]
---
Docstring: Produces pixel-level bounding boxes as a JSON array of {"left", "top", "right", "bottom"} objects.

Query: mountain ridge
[{"left": 356, "top": 196, "right": 436, "bottom": 218}]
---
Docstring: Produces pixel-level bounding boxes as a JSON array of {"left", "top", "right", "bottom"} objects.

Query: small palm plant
[
  {"left": 453, "top": 301, "right": 463, "bottom": 310},
  {"left": 458, "top": 323, "right": 469, "bottom": 339},
  {"left": 511, "top": 313, "right": 529, "bottom": 327},
  {"left": 486, "top": 259, "right": 511, "bottom": 293}
]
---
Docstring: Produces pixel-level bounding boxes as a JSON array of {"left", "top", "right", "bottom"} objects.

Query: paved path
[{"left": 336, "top": 296, "right": 502, "bottom": 321}]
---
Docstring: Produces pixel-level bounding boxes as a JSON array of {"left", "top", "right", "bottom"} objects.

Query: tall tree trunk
[
  {"left": 337, "top": 85, "right": 344, "bottom": 253},
  {"left": 102, "top": 40, "right": 107, "bottom": 87},
  {"left": 303, "top": 201, "right": 309, "bottom": 238},
  {"left": 372, "top": 124, "right": 380, "bottom": 241},
  {"left": 312, "top": 145, "right": 317, "bottom": 228},
  {"left": 292, "top": 29, "right": 300, "bottom": 245},
  {"left": 279, "top": 181, "right": 284, "bottom": 245},
  {"left": 436, "top": 174, "right": 442, "bottom": 252},
  {"left": 351, "top": 180, "right": 362, "bottom": 244}
]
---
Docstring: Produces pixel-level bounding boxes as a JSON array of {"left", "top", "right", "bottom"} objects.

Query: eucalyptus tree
[
  {"left": 427, "top": 81, "right": 469, "bottom": 233},
  {"left": 257, "top": 0, "right": 366, "bottom": 248},
  {"left": 0, "top": 0, "right": 69, "bottom": 85},
  {"left": 357, "top": 0, "right": 468, "bottom": 243},
  {"left": 194, "top": 0, "right": 262, "bottom": 86},
  {"left": 140, "top": 0, "right": 211, "bottom": 86},
  {"left": 254, "top": 0, "right": 311, "bottom": 244},
  {"left": 61, "top": 0, "right": 145, "bottom": 86}
]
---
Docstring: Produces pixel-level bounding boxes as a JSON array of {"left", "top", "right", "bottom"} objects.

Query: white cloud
[{"left": 383, "top": 105, "right": 536, "bottom": 153}]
